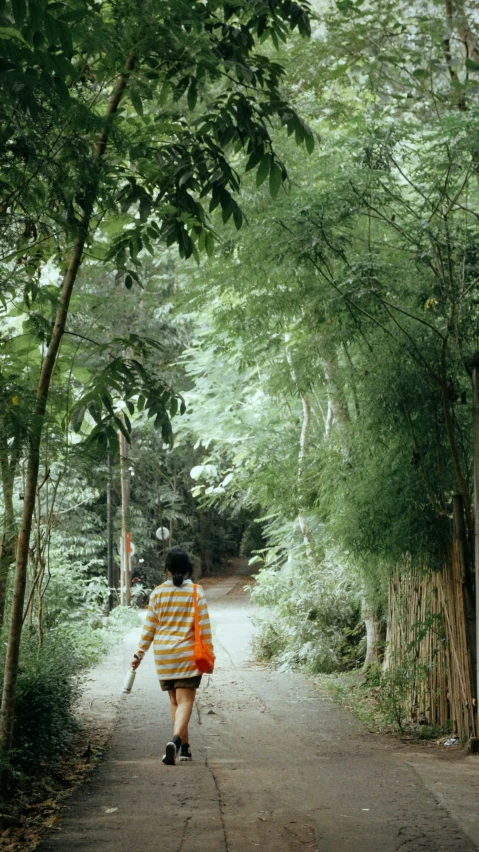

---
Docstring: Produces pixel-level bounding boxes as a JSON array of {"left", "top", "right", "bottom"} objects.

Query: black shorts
[{"left": 160, "top": 675, "right": 202, "bottom": 692}]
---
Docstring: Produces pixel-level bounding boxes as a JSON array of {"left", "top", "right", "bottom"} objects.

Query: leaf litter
[{"left": 0, "top": 732, "right": 107, "bottom": 851}]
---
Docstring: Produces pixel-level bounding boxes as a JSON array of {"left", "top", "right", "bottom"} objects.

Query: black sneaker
[
  {"left": 179, "top": 744, "right": 192, "bottom": 762},
  {"left": 162, "top": 741, "right": 177, "bottom": 766}
]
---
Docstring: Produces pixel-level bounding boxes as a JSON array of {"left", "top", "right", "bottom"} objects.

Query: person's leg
[
  {"left": 168, "top": 689, "right": 178, "bottom": 726},
  {"left": 162, "top": 685, "right": 198, "bottom": 765},
  {"left": 173, "top": 688, "right": 197, "bottom": 743}
]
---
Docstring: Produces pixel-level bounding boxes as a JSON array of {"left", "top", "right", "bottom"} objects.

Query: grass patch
[{"left": 312, "top": 670, "right": 454, "bottom": 741}]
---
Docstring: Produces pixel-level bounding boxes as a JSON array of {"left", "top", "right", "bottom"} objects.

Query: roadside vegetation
[{"left": 178, "top": 0, "right": 479, "bottom": 742}]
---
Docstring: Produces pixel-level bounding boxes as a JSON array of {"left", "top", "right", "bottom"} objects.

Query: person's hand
[{"left": 131, "top": 655, "right": 141, "bottom": 670}]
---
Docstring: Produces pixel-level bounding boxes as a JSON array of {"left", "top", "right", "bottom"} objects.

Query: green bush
[
  {"left": 251, "top": 618, "right": 287, "bottom": 661},
  {"left": 377, "top": 658, "right": 428, "bottom": 733},
  {"left": 0, "top": 606, "right": 141, "bottom": 780},
  {"left": 5, "top": 632, "right": 82, "bottom": 776},
  {"left": 251, "top": 549, "right": 364, "bottom": 674}
]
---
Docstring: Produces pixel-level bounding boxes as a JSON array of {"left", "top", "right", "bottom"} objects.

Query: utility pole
[
  {"left": 119, "top": 430, "right": 131, "bottom": 606},
  {"left": 106, "top": 453, "right": 115, "bottom": 612},
  {"left": 158, "top": 500, "right": 166, "bottom": 561}
]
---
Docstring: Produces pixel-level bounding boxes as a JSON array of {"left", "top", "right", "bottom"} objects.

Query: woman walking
[{"left": 131, "top": 547, "right": 214, "bottom": 765}]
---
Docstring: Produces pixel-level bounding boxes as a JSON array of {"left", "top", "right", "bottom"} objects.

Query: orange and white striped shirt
[{"left": 136, "top": 579, "right": 213, "bottom": 680}]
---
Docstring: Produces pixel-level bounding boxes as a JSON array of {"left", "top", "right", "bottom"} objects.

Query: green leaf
[
  {"left": 0, "top": 25, "right": 28, "bottom": 43},
  {"left": 11, "top": 0, "right": 26, "bottom": 26},
  {"left": 269, "top": 160, "right": 282, "bottom": 199},
  {"left": 336, "top": 0, "right": 358, "bottom": 10},
  {"left": 329, "top": 63, "right": 349, "bottom": 79},
  {"left": 28, "top": 1, "right": 43, "bottom": 33},
  {"left": 58, "top": 8, "right": 88, "bottom": 22},
  {"left": 256, "top": 153, "right": 272, "bottom": 188},
  {"left": 187, "top": 83, "right": 197, "bottom": 111},
  {"left": 57, "top": 18, "right": 72, "bottom": 56},
  {"left": 71, "top": 366, "right": 91, "bottom": 383},
  {"left": 412, "top": 68, "right": 429, "bottom": 79},
  {"left": 53, "top": 74, "right": 70, "bottom": 104},
  {"left": 43, "top": 10, "right": 59, "bottom": 44},
  {"left": 205, "top": 233, "right": 214, "bottom": 257},
  {"left": 70, "top": 405, "right": 86, "bottom": 432},
  {"left": 221, "top": 203, "right": 233, "bottom": 225},
  {"left": 465, "top": 58, "right": 479, "bottom": 72},
  {"left": 245, "top": 146, "right": 264, "bottom": 172},
  {"left": 130, "top": 91, "right": 143, "bottom": 116},
  {"left": 179, "top": 169, "right": 194, "bottom": 188},
  {"left": 8, "top": 334, "right": 35, "bottom": 353},
  {"left": 161, "top": 420, "right": 173, "bottom": 445},
  {"left": 159, "top": 80, "right": 170, "bottom": 105},
  {"left": 139, "top": 195, "right": 151, "bottom": 222},
  {"left": 229, "top": 198, "right": 243, "bottom": 230}
]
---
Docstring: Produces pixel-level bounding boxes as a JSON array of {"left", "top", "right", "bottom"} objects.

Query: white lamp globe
[{"left": 156, "top": 526, "right": 170, "bottom": 541}]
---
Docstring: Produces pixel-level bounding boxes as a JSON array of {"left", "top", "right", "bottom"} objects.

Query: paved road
[{"left": 38, "top": 577, "right": 478, "bottom": 851}]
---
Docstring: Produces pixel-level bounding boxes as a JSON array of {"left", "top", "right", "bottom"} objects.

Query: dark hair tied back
[{"left": 165, "top": 547, "right": 192, "bottom": 586}]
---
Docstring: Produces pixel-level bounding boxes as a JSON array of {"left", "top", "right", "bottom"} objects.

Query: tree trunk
[
  {"left": 320, "top": 346, "right": 385, "bottom": 666},
  {"left": 362, "top": 598, "right": 380, "bottom": 671},
  {"left": 0, "top": 53, "right": 135, "bottom": 779},
  {"left": 284, "top": 339, "right": 318, "bottom": 569},
  {"left": 0, "top": 451, "right": 19, "bottom": 629},
  {"left": 0, "top": 232, "right": 89, "bottom": 773},
  {"left": 449, "top": 0, "right": 479, "bottom": 63},
  {"left": 470, "top": 357, "right": 479, "bottom": 724},
  {"left": 440, "top": 370, "right": 473, "bottom": 537},
  {"left": 452, "top": 494, "right": 476, "bottom": 701},
  {"left": 199, "top": 511, "right": 214, "bottom": 575},
  {"left": 297, "top": 392, "right": 319, "bottom": 570},
  {"left": 445, "top": 2, "right": 479, "bottom": 182},
  {"left": 323, "top": 357, "right": 351, "bottom": 427},
  {"left": 343, "top": 342, "right": 360, "bottom": 418}
]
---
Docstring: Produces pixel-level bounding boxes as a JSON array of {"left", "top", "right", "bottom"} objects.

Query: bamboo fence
[{"left": 386, "top": 543, "right": 476, "bottom": 739}]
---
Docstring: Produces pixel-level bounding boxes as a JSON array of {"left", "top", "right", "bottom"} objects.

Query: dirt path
[{"left": 37, "top": 577, "right": 479, "bottom": 852}]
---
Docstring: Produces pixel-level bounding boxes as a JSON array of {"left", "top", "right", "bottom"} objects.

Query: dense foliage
[{"left": 176, "top": 0, "right": 479, "bottom": 695}]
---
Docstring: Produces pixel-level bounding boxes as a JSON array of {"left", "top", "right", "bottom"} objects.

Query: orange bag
[{"left": 193, "top": 584, "right": 215, "bottom": 674}]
